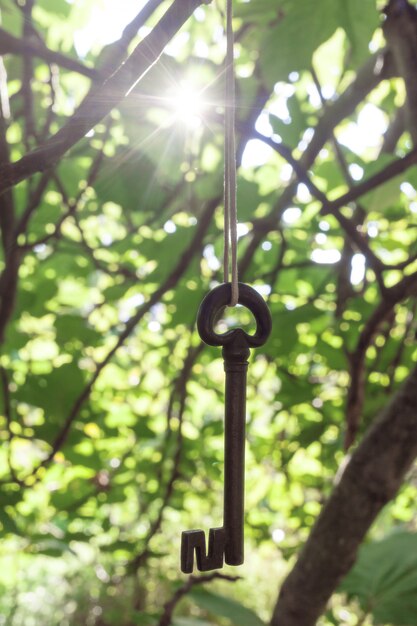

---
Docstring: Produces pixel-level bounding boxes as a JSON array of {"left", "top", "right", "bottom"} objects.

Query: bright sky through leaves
[{"left": 72, "top": 0, "right": 391, "bottom": 279}]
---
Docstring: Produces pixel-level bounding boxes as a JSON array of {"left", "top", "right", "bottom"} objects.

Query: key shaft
[{"left": 223, "top": 336, "right": 249, "bottom": 565}]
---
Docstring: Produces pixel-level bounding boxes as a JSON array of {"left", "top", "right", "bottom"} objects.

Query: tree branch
[
  {"left": 0, "top": 56, "right": 18, "bottom": 345},
  {"left": 0, "top": 27, "right": 100, "bottom": 80},
  {"left": 325, "top": 147, "right": 417, "bottom": 214},
  {"left": 0, "top": 365, "right": 23, "bottom": 485},
  {"left": 0, "top": 58, "right": 14, "bottom": 252},
  {"left": 383, "top": 0, "right": 417, "bottom": 145},
  {"left": 311, "top": 65, "right": 370, "bottom": 313},
  {"left": 345, "top": 270, "right": 417, "bottom": 448},
  {"left": 21, "top": 0, "right": 36, "bottom": 150},
  {"left": 158, "top": 573, "right": 240, "bottom": 626},
  {"left": 0, "top": 0, "right": 212, "bottom": 195},
  {"left": 240, "top": 48, "right": 397, "bottom": 273},
  {"left": 251, "top": 129, "right": 417, "bottom": 276},
  {"left": 271, "top": 363, "right": 417, "bottom": 626},
  {"left": 381, "top": 106, "right": 405, "bottom": 153},
  {"left": 275, "top": 48, "right": 395, "bottom": 214},
  {"left": 97, "top": 0, "right": 167, "bottom": 73}
]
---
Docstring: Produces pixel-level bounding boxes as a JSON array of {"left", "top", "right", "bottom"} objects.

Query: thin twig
[
  {"left": 158, "top": 573, "right": 240, "bottom": 626},
  {"left": 0, "top": 27, "right": 100, "bottom": 80},
  {"left": 386, "top": 299, "right": 417, "bottom": 392},
  {"left": 345, "top": 270, "right": 417, "bottom": 448},
  {"left": 0, "top": 366, "right": 23, "bottom": 485},
  {"left": 128, "top": 344, "right": 202, "bottom": 573}
]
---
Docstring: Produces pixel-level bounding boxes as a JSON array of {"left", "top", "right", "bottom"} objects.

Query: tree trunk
[{"left": 271, "top": 365, "right": 417, "bottom": 626}]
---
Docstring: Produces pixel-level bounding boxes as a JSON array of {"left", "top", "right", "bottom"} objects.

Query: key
[{"left": 181, "top": 282, "right": 271, "bottom": 573}]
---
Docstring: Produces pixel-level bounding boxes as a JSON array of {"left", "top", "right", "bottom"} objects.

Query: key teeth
[
  {"left": 181, "top": 527, "right": 225, "bottom": 573},
  {"left": 181, "top": 529, "right": 203, "bottom": 574}
]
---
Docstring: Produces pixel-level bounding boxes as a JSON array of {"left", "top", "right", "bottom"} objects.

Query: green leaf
[
  {"left": 54, "top": 314, "right": 101, "bottom": 346},
  {"left": 19, "top": 363, "right": 86, "bottom": 426},
  {"left": 100, "top": 540, "right": 136, "bottom": 554},
  {"left": 339, "top": 531, "right": 417, "bottom": 625},
  {"left": 269, "top": 92, "right": 307, "bottom": 146},
  {"left": 172, "top": 618, "right": 212, "bottom": 626},
  {"left": 361, "top": 154, "right": 405, "bottom": 213},
  {"left": 0, "top": 509, "right": 21, "bottom": 536},
  {"left": 132, "top": 613, "right": 157, "bottom": 626},
  {"left": 337, "top": 0, "right": 380, "bottom": 65},
  {"left": 234, "top": 0, "right": 283, "bottom": 21},
  {"left": 38, "top": 0, "right": 71, "bottom": 17},
  {"left": 95, "top": 152, "right": 167, "bottom": 215},
  {"left": 237, "top": 178, "right": 262, "bottom": 221},
  {"left": 261, "top": 0, "right": 339, "bottom": 85},
  {"left": 190, "top": 588, "right": 265, "bottom": 626}
]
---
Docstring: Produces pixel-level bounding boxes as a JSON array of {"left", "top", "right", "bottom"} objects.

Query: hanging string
[{"left": 223, "top": 0, "right": 239, "bottom": 307}]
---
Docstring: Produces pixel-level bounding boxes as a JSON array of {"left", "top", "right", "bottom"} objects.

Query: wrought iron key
[{"left": 181, "top": 283, "right": 271, "bottom": 573}]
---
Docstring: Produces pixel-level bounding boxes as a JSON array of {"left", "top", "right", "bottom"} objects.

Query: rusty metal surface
[{"left": 181, "top": 283, "right": 271, "bottom": 573}]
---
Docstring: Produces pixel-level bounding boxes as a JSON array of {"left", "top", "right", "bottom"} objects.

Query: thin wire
[{"left": 223, "top": 0, "right": 239, "bottom": 307}]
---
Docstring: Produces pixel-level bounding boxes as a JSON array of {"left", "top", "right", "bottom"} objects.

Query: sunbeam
[{"left": 168, "top": 82, "right": 205, "bottom": 128}]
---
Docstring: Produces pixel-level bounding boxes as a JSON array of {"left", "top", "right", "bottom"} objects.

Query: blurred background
[{"left": 1, "top": 0, "right": 417, "bottom": 624}]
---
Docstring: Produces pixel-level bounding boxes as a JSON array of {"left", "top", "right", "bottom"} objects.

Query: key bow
[{"left": 197, "top": 282, "right": 272, "bottom": 350}]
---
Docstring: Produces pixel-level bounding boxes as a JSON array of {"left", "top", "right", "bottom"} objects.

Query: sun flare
[{"left": 170, "top": 82, "right": 205, "bottom": 128}]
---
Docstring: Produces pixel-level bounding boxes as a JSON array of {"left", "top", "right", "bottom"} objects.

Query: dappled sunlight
[
  {"left": 242, "top": 139, "right": 274, "bottom": 168},
  {"left": 2, "top": 0, "right": 417, "bottom": 625},
  {"left": 74, "top": 0, "right": 150, "bottom": 57},
  {"left": 337, "top": 103, "right": 389, "bottom": 153}
]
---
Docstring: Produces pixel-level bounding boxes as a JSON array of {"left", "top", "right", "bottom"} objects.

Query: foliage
[
  {"left": 0, "top": 0, "right": 417, "bottom": 625},
  {"left": 340, "top": 531, "right": 417, "bottom": 625}
]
